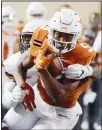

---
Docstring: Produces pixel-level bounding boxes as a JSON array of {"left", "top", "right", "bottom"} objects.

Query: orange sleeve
[
  {"left": 77, "top": 43, "right": 96, "bottom": 65},
  {"left": 86, "top": 51, "right": 96, "bottom": 65}
]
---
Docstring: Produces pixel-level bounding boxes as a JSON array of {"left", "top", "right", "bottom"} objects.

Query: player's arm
[
  {"left": 13, "top": 28, "right": 44, "bottom": 110},
  {"left": 14, "top": 50, "right": 36, "bottom": 111},
  {"left": 14, "top": 50, "right": 34, "bottom": 86},
  {"left": 38, "top": 69, "right": 80, "bottom": 102}
]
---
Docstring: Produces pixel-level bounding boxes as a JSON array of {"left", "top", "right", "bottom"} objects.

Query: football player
[
  {"left": 2, "top": 6, "right": 18, "bottom": 61},
  {"left": 3, "top": 8, "right": 100, "bottom": 130},
  {"left": 2, "top": 19, "right": 48, "bottom": 130},
  {"left": 80, "top": 29, "right": 97, "bottom": 130},
  {"left": 82, "top": 29, "right": 96, "bottom": 46},
  {"left": 2, "top": 18, "right": 48, "bottom": 107},
  {"left": 2, "top": 6, "right": 23, "bottom": 89}
]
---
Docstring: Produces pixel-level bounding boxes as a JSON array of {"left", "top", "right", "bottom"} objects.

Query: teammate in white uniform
[
  {"left": 2, "top": 20, "right": 47, "bottom": 129},
  {"left": 2, "top": 6, "right": 19, "bottom": 89},
  {"left": 2, "top": 19, "right": 48, "bottom": 106},
  {"left": 2, "top": 9, "right": 96, "bottom": 130}
]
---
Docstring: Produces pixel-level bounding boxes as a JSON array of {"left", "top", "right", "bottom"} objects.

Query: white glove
[
  {"left": 12, "top": 85, "right": 26, "bottom": 103},
  {"left": 83, "top": 90, "right": 97, "bottom": 105},
  {"left": 62, "top": 64, "right": 93, "bottom": 80}
]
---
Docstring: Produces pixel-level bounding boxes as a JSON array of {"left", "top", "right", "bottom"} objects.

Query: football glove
[
  {"left": 12, "top": 85, "right": 26, "bottom": 103},
  {"left": 34, "top": 47, "right": 56, "bottom": 70},
  {"left": 21, "top": 83, "right": 36, "bottom": 111},
  {"left": 62, "top": 64, "right": 93, "bottom": 80}
]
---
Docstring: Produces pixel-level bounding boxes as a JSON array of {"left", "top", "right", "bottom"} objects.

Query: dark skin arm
[
  {"left": 14, "top": 50, "right": 99, "bottom": 102},
  {"left": 14, "top": 50, "right": 34, "bottom": 86},
  {"left": 14, "top": 50, "right": 91, "bottom": 103},
  {"left": 14, "top": 49, "right": 75, "bottom": 102},
  {"left": 38, "top": 69, "right": 80, "bottom": 102},
  {"left": 14, "top": 50, "right": 36, "bottom": 110}
]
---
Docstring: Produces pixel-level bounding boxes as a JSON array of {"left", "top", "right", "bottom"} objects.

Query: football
[{"left": 48, "top": 57, "right": 63, "bottom": 78}]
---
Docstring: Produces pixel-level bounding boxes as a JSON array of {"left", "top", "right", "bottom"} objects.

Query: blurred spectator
[
  {"left": 81, "top": 29, "right": 102, "bottom": 130},
  {"left": 2, "top": 5, "right": 22, "bottom": 93},
  {"left": 82, "top": 29, "right": 96, "bottom": 46},
  {"left": 26, "top": 2, "right": 48, "bottom": 23},
  {"left": 88, "top": 12, "right": 101, "bottom": 35},
  {"left": 92, "top": 31, "right": 102, "bottom": 130},
  {"left": 2, "top": 6, "right": 19, "bottom": 120},
  {"left": 2, "top": 6, "right": 18, "bottom": 61},
  {"left": 89, "top": 12, "right": 101, "bottom": 27}
]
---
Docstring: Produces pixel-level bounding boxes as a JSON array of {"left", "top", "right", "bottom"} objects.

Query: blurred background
[
  {"left": 2, "top": 2, "right": 102, "bottom": 130},
  {"left": 2, "top": 2, "right": 101, "bottom": 26}
]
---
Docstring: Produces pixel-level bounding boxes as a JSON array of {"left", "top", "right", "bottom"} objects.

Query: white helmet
[
  {"left": 2, "top": 6, "right": 17, "bottom": 24},
  {"left": 26, "top": 2, "right": 47, "bottom": 22},
  {"left": 20, "top": 19, "right": 48, "bottom": 53},
  {"left": 2, "top": 6, "right": 18, "bottom": 33},
  {"left": 48, "top": 8, "right": 82, "bottom": 54}
]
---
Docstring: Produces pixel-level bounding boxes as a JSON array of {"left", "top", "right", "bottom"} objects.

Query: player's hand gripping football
[
  {"left": 34, "top": 47, "right": 56, "bottom": 70},
  {"left": 21, "top": 83, "right": 36, "bottom": 111}
]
